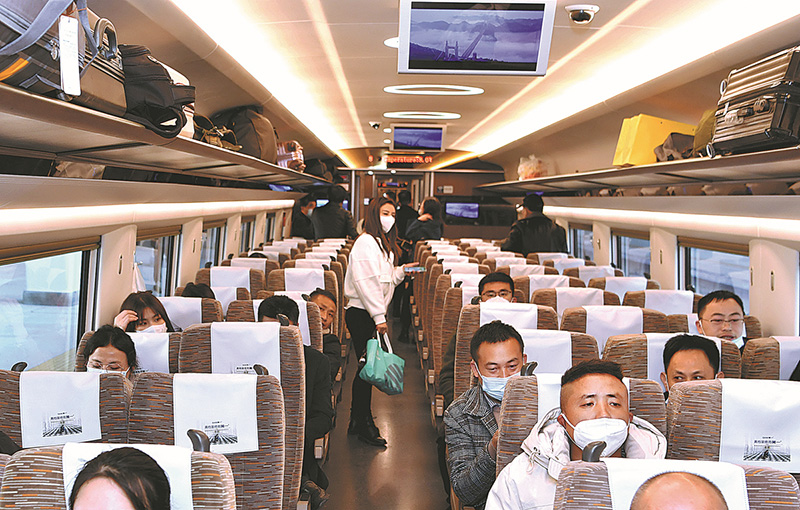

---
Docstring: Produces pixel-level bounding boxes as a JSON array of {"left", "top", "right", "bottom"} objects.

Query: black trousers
[{"left": 346, "top": 307, "right": 375, "bottom": 420}]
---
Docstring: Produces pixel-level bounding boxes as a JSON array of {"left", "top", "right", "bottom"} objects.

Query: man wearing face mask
[
  {"left": 444, "top": 321, "right": 526, "bottom": 510},
  {"left": 291, "top": 194, "right": 316, "bottom": 240},
  {"left": 486, "top": 360, "right": 667, "bottom": 510}
]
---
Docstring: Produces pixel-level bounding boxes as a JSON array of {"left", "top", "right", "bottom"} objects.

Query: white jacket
[
  {"left": 486, "top": 408, "right": 667, "bottom": 510},
  {"left": 344, "top": 233, "right": 405, "bottom": 325}
]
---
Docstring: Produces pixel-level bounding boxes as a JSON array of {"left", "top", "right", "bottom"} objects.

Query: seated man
[
  {"left": 487, "top": 360, "right": 667, "bottom": 510},
  {"left": 444, "top": 321, "right": 527, "bottom": 510},
  {"left": 630, "top": 472, "right": 728, "bottom": 510},
  {"left": 258, "top": 296, "right": 333, "bottom": 510},
  {"left": 695, "top": 290, "right": 747, "bottom": 351},
  {"left": 437, "top": 272, "right": 516, "bottom": 501},
  {"left": 661, "top": 334, "right": 723, "bottom": 399},
  {"left": 309, "top": 288, "right": 342, "bottom": 382}
]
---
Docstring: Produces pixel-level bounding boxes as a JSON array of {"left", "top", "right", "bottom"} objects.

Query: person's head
[
  {"left": 309, "top": 288, "right": 337, "bottom": 331},
  {"left": 661, "top": 335, "right": 723, "bottom": 391},
  {"left": 384, "top": 190, "right": 397, "bottom": 202},
  {"left": 398, "top": 190, "right": 412, "bottom": 206},
  {"left": 69, "top": 447, "right": 170, "bottom": 510},
  {"left": 558, "top": 360, "right": 631, "bottom": 459},
  {"left": 363, "top": 195, "right": 399, "bottom": 261},
  {"left": 696, "top": 290, "right": 745, "bottom": 341},
  {"left": 469, "top": 321, "right": 526, "bottom": 401},
  {"left": 522, "top": 194, "right": 544, "bottom": 215},
  {"left": 419, "top": 197, "right": 442, "bottom": 221},
  {"left": 248, "top": 251, "right": 267, "bottom": 258},
  {"left": 478, "top": 272, "right": 515, "bottom": 302},
  {"left": 298, "top": 194, "right": 316, "bottom": 216},
  {"left": 257, "top": 295, "right": 299, "bottom": 325},
  {"left": 119, "top": 292, "right": 174, "bottom": 333},
  {"left": 630, "top": 471, "right": 728, "bottom": 510},
  {"left": 328, "top": 185, "right": 348, "bottom": 204},
  {"left": 181, "top": 282, "right": 215, "bottom": 299},
  {"left": 83, "top": 325, "right": 137, "bottom": 377}
]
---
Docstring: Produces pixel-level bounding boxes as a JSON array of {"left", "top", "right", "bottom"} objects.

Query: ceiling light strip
[{"left": 383, "top": 84, "right": 484, "bottom": 96}]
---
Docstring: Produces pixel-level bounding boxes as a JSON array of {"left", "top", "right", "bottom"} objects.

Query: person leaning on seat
[
  {"left": 500, "top": 194, "right": 567, "bottom": 256},
  {"left": 486, "top": 359, "right": 667, "bottom": 510},
  {"left": 444, "top": 321, "right": 527, "bottom": 510}
]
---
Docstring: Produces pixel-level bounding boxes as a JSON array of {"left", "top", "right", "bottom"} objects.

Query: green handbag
[{"left": 359, "top": 333, "right": 405, "bottom": 395}]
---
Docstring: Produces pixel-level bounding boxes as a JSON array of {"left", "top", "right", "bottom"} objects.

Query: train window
[
  {"left": 679, "top": 237, "right": 750, "bottom": 305},
  {"left": 200, "top": 225, "right": 224, "bottom": 268},
  {"left": 0, "top": 249, "right": 93, "bottom": 371},
  {"left": 612, "top": 230, "right": 650, "bottom": 277},
  {"left": 240, "top": 221, "right": 253, "bottom": 253},
  {"left": 135, "top": 235, "right": 176, "bottom": 297},
  {"left": 265, "top": 213, "right": 275, "bottom": 243},
  {"left": 571, "top": 225, "right": 593, "bottom": 260}
]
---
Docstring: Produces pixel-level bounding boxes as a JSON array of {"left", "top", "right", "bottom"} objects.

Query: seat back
[
  {"left": 496, "top": 376, "right": 666, "bottom": 475},
  {"left": 526, "top": 252, "right": 570, "bottom": 264},
  {"left": 623, "top": 290, "right": 698, "bottom": 315},
  {"left": 266, "top": 269, "right": 338, "bottom": 298},
  {"left": 531, "top": 288, "right": 619, "bottom": 318},
  {"left": 563, "top": 265, "right": 622, "bottom": 283},
  {"left": 225, "top": 299, "right": 323, "bottom": 352},
  {"left": 588, "top": 276, "right": 659, "bottom": 300},
  {"left": 128, "top": 373, "right": 286, "bottom": 510},
  {"left": 514, "top": 275, "right": 585, "bottom": 301},
  {"left": 741, "top": 337, "right": 800, "bottom": 380},
  {"left": 159, "top": 296, "right": 223, "bottom": 330},
  {"left": 283, "top": 259, "right": 344, "bottom": 337},
  {"left": 560, "top": 306, "right": 669, "bottom": 353},
  {"left": 230, "top": 257, "right": 280, "bottom": 280},
  {"left": 604, "top": 333, "right": 742, "bottom": 382},
  {"left": 76, "top": 331, "right": 181, "bottom": 374},
  {"left": 196, "top": 267, "right": 266, "bottom": 296},
  {"left": 0, "top": 370, "right": 129, "bottom": 448},
  {"left": 0, "top": 444, "right": 236, "bottom": 509},
  {"left": 553, "top": 460, "right": 799, "bottom": 510},
  {"left": 452, "top": 303, "right": 559, "bottom": 399},
  {"left": 485, "top": 255, "right": 528, "bottom": 272}
]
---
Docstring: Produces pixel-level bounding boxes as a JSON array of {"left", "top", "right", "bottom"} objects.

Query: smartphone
[{"left": 404, "top": 266, "right": 426, "bottom": 273}]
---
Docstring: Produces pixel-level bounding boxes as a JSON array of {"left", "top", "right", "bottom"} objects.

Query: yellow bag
[{"left": 613, "top": 114, "right": 696, "bottom": 167}]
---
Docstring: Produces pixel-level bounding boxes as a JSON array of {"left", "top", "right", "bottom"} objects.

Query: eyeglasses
[
  {"left": 701, "top": 318, "right": 744, "bottom": 326},
  {"left": 87, "top": 361, "right": 125, "bottom": 371},
  {"left": 481, "top": 290, "right": 512, "bottom": 299}
]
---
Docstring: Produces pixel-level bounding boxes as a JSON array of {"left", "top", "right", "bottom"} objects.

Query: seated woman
[
  {"left": 113, "top": 292, "right": 176, "bottom": 333},
  {"left": 82, "top": 325, "right": 137, "bottom": 380},
  {"left": 181, "top": 282, "right": 215, "bottom": 299},
  {"left": 69, "top": 447, "right": 170, "bottom": 510}
]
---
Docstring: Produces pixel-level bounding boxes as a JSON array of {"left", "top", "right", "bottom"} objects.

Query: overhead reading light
[
  {"left": 383, "top": 128, "right": 392, "bottom": 133},
  {"left": 390, "top": 169, "right": 397, "bottom": 174},
  {"left": 383, "top": 139, "right": 391, "bottom": 144},
  {"left": 383, "top": 84, "right": 484, "bottom": 96},
  {"left": 383, "top": 111, "right": 461, "bottom": 120},
  {"left": 384, "top": 37, "right": 399, "bottom": 48},
  {"left": 367, "top": 170, "right": 374, "bottom": 175}
]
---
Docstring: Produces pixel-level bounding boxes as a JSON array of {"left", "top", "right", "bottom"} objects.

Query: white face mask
[
  {"left": 380, "top": 215, "right": 395, "bottom": 233},
  {"left": 484, "top": 296, "right": 509, "bottom": 304},
  {"left": 87, "top": 366, "right": 129, "bottom": 377},
  {"left": 477, "top": 369, "right": 518, "bottom": 402},
  {"left": 562, "top": 415, "right": 629, "bottom": 457},
  {"left": 139, "top": 323, "right": 168, "bottom": 334}
]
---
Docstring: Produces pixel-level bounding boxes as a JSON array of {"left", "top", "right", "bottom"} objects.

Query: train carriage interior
[{"left": 2, "top": 0, "right": 800, "bottom": 509}]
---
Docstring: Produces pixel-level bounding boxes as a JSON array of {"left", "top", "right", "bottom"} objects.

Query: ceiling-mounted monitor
[
  {"left": 391, "top": 124, "right": 446, "bottom": 152},
  {"left": 398, "top": 0, "right": 556, "bottom": 76}
]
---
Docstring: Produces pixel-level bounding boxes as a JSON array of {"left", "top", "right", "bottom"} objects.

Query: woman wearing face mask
[
  {"left": 404, "top": 196, "right": 443, "bottom": 243},
  {"left": 113, "top": 291, "right": 176, "bottom": 334},
  {"left": 344, "top": 195, "right": 417, "bottom": 447},
  {"left": 82, "top": 325, "right": 138, "bottom": 380}
]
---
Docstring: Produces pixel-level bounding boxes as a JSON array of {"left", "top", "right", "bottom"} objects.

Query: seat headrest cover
[
  {"left": 644, "top": 290, "right": 694, "bottom": 316},
  {"left": 210, "top": 322, "right": 282, "bottom": 380},
  {"left": 772, "top": 337, "right": 800, "bottom": 380},
  {"left": 210, "top": 267, "right": 250, "bottom": 288},
  {"left": 443, "top": 262, "right": 478, "bottom": 274},
  {"left": 529, "top": 275, "right": 571, "bottom": 298},
  {"left": 128, "top": 332, "right": 170, "bottom": 374},
  {"left": 510, "top": 264, "right": 547, "bottom": 277},
  {"left": 604, "top": 277, "right": 647, "bottom": 301},
  {"left": 584, "top": 306, "right": 643, "bottom": 352},
  {"left": 284, "top": 268, "right": 324, "bottom": 293},
  {"left": 517, "top": 329, "right": 572, "bottom": 378},
  {"left": 480, "top": 302, "right": 539, "bottom": 330},
  {"left": 158, "top": 297, "right": 202, "bottom": 332},
  {"left": 231, "top": 258, "right": 267, "bottom": 271}
]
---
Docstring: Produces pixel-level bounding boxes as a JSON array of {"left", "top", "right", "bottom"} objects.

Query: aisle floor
[{"left": 323, "top": 336, "right": 448, "bottom": 509}]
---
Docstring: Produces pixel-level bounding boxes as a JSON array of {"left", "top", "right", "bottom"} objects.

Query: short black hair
[
  {"left": 249, "top": 251, "right": 267, "bottom": 258},
  {"left": 561, "top": 359, "right": 624, "bottom": 386},
  {"left": 309, "top": 288, "right": 337, "bottom": 306},
  {"left": 470, "top": 320, "right": 524, "bottom": 362},
  {"left": 697, "top": 290, "right": 745, "bottom": 317},
  {"left": 478, "top": 272, "right": 515, "bottom": 294},
  {"left": 522, "top": 194, "right": 544, "bottom": 212},
  {"left": 181, "top": 282, "right": 215, "bottom": 299},
  {"left": 258, "top": 295, "right": 299, "bottom": 325},
  {"left": 329, "top": 185, "right": 348, "bottom": 204},
  {"left": 398, "top": 190, "right": 412, "bottom": 205},
  {"left": 83, "top": 325, "right": 138, "bottom": 372},
  {"left": 662, "top": 334, "right": 720, "bottom": 373},
  {"left": 298, "top": 194, "right": 315, "bottom": 207}
]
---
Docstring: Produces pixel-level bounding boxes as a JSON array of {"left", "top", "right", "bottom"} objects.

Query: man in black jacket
[
  {"left": 258, "top": 296, "right": 334, "bottom": 509},
  {"left": 312, "top": 185, "right": 357, "bottom": 239},
  {"left": 291, "top": 195, "right": 316, "bottom": 240},
  {"left": 395, "top": 190, "right": 418, "bottom": 242},
  {"left": 500, "top": 194, "right": 567, "bottom": 256}
]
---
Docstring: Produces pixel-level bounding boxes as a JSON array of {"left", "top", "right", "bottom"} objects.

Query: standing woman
[
  {"left": 344, "top": 196, "right": 415, "bottom": 446},
  {"left": 405, "top": 196, "right": 443, "bottom": 243}
]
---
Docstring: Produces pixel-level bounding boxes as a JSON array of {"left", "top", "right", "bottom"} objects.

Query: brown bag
[{"left": 212, "top": 106, "right": 278, "bottom": 163}]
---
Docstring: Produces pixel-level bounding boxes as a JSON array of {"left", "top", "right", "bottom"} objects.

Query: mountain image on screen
[
  {"left": 393, "top": 127, "right": 443, "bottom": 150},
  {"left": 445, "top": 202, "right": 479, "bottom": 219},
  {"left": 409, "top": 5, "right": 544, "bottom": 72}
]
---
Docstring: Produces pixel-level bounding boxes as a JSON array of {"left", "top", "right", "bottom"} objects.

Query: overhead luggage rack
[
  {"left": 477, "top": 146, "right": 800, "bottom": 195},
  {"left": 0, "top": 82, "right": 329, "bottom": 188}
]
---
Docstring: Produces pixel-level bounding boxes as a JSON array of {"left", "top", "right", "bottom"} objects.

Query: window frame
[
  {"left": 612, "top": 229, "right": 651, "bottom": 277},
  {"left": 678, "top": 237, "right": 749, "bottom": 297},
  {"left": 570, "top": 223, "right": 593, "bottom": 260}
]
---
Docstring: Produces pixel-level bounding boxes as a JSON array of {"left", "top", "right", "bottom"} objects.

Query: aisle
[{"left": 324, "top": 334, "right": 447, "bottom": 509}]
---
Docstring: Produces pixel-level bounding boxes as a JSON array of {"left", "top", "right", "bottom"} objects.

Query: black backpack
[
  {"left": 211, "top": 106, "right": 278, "bottom": 163},
  {"left": 119, "top": 44, "right": 195, "bottom": 138}
]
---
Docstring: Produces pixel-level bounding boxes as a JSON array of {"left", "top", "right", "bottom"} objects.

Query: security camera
[
  {"left": 369, "top": 121, "right": 381, "bottom": 130},
  {"left": 565, "top": 4, "right": 599, "bottom": 24}
]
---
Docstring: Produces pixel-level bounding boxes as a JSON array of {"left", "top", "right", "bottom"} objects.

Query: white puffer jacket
[
  {"left": 486, "top": 408, "right": 667, "bottom": 510},
  {"left": 344, "top": 233, "right": 405, "bottom": 325}
]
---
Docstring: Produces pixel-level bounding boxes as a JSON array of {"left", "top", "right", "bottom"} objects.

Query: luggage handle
[{"left": 93, "top": 18, "right": 118, "bottom": 61}]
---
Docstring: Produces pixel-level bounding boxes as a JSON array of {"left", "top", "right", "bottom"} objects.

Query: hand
[
  {"left": 113, "top": 310, "right": 137, "bottom": 331},
  {"left": 418, "top": 213, "right": 433, "bottom": 222},
  {"left": 402, "top": 262, "right": 419, "bottom": 269},
  {"left": 375, "top": 322, "right": 388, "bottom": 335},
  {"left": 488, "top": 430, "right": 499, "bottom": 457}
]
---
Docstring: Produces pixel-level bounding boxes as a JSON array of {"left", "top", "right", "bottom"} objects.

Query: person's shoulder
[
  {"left": 446, "top": 386, "right": 480, "bottom": 415},
  {"left": 304, "top": 345, "right": 329, "bottom": 364}
]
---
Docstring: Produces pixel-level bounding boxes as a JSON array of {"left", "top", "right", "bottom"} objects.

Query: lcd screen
[
  {"left": 392, "top": 125, "right": 445, "bottom": 151},
  {"left": 445, "top": 202, "right": 479, "bottom": 219}
]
